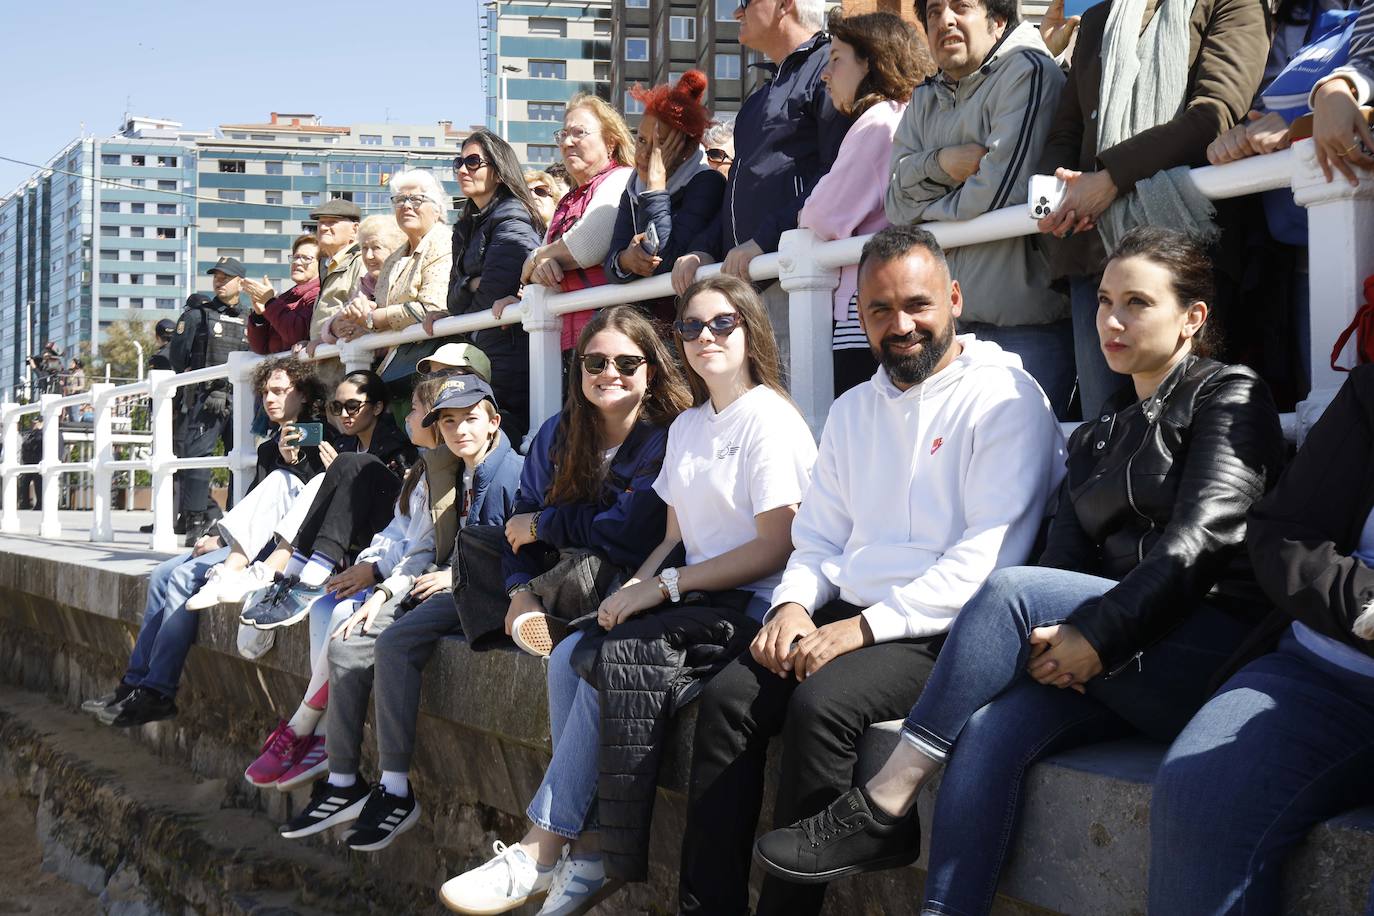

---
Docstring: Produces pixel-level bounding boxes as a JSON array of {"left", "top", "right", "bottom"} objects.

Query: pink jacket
[{"left": 799, "top": 99, "right": 906, "bottom": 321}]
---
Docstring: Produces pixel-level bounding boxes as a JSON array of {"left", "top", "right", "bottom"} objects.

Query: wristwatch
[
  {"left": 365, "top": 309, "right": 376, "bottom": 331},
  {"left": 659, "top": 567, "right": 682, "bottom": 604},
  {"left": 508, "top": 582, "right": 535, "bottom": 599}
]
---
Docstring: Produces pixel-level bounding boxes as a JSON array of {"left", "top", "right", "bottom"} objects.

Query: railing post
[
  {"left": 88, "top": 383, "right": 115, "bottom": 542},
  {"left": 339, "top": 340, "right": 373, "bottom": 374},
  {"left": 0, "top": 403, "right": 21, "bottom": 533},
  {"left": 777, "top": 228, "right": 841, "bottom": 437},
  {"left": 148, "top": 369, "right": 178, "bottom": 553},
  {"left": 1291, "top": 139, "right": 1374, "bottom": 439},
  {"left": 38, "top": 394, "right": 61, "bottom": 539},
  {"left": 226, "top": 351, "right": 259, "bottom": 506},
  {"left": 521, "top": 287, "right": 562, "bottom": 450}
]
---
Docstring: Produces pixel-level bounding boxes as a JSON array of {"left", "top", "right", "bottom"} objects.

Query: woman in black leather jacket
[{"left": 753, "top": 227, "right": 1285, "bottom": 916}]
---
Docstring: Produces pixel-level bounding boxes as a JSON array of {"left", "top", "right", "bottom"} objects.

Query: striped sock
[
  {"left": 299, "top": 552, "right": 335, "bottom": 587},
  {"left": 285, "top": 551, "right": 309, "bottom": 578}
]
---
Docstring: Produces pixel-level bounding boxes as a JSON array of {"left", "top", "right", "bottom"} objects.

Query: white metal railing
[{"left": 2, "top": 139, "right": 1370, "bottom": 550}]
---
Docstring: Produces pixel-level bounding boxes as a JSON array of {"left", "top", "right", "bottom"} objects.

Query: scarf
[
  {"left": 1096, "top": 0, "right": 1218, "bottom": 249},
  {"left": 548, "top": 162, "right": 627, "bottom": 349}
]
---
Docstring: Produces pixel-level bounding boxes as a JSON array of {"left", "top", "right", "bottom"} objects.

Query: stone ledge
[{"left": 1, "top": 534, "right": 1372, "bottom": 914}]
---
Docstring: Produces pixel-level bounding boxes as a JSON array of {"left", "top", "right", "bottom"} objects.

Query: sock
[
  {"left": 380, "top": 770, "right": 410, "bottom": 798},
  {"left": 287, "top": 700, "right": 324, "bottom": 737},
  {"left": 859, "top": 785, "right": 905, "bottom": 825},
  {"left": 285, "top": 551, "right": 309, "bottom": 578},
  {"left": 299, "top": 551, "right": 335, "bottom": 587},
  {"left": 326, "top": 771, "right": 356, "bottom": 789}
]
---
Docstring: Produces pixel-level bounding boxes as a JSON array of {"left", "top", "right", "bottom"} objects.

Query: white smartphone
[{"left": 1028, "top": 174, "right": 1068, "bottom": 221}]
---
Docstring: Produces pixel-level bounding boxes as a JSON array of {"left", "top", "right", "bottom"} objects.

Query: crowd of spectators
[{"left": 69, "top": 0, "right": 1374, "bottom": 912}]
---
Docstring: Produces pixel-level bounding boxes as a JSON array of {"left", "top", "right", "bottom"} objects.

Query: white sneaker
[
  {"left": 217, "top": 561, "right": 276, "bottom": 606},
  {"left": 538, "top": 848, "right": 622, "bottom": 915},
  {"left": 185, "top": 565, "right": 230, "bottom": 611},
  {"left": 440, "top": 841, "right": 554, "bottom": 914}
]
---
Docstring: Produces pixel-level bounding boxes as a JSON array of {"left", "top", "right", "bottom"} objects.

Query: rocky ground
[{"left": 0, "top": 793, "right": 97, "bottom": 915}]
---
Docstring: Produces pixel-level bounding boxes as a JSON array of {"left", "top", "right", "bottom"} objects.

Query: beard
[{"left": 878, "top": 316, "right": 956, "bottom": 388}]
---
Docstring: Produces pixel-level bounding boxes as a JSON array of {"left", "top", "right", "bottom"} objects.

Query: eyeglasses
[
  {"left": 290, "top": 253, "right": 316, "bottom": 263},
  {"left": 579, "top": 354, "right": 649, "bottom": 375},
  {"left": 391, "top": 194, "right": 431, "bottom": 209},
  {"left": 554, "top": 126, "right": 600, "bottom": 144},
  {"left": 674, "top": 312, "right": 742, "bottom": 341},
  {"left": 529, "top": 184, "right": 552, "bottom": 198},
  {"left": 705, "top": 148, "right": 733, "bottom": 165},
  {"left": 453, "top": 153, "right": 490, "bottom": 173},
  {"left": 327, "top": 398, "right": 371, "bottom": 416}
]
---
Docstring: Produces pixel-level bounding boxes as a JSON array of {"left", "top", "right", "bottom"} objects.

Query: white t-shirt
[{"left": 653, "top": 385, "right": 818, "bottom": 598}]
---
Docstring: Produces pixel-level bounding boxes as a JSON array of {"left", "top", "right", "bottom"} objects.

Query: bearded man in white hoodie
[{"left": 677, "top": 225, "right": 1066, "bottom": 916}]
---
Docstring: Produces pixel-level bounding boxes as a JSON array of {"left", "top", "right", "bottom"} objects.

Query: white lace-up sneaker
[
  {"left": 187, "top": 562, "right": 275, "bottom": 611},
  {"left": 537, "top": 848, "right": 623, "bottom": 915},
  {"left": 440, "top": 840, "right": 554, "bottom": 914},
  {"left": 185, "top": 564, "right": 230, "bottom": 611}
]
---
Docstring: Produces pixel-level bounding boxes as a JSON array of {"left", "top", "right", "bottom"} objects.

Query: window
[
  {"left": 157, "top": 156, "right": 177, "bottom": 167},
  {"left": 265, "top": 161, "right": 283, "bottom": 175},
  {"left": 156, "top": 250, "right": 176, "bottom": 262},
  {"left": 217, "top": 189, "right": 245, "bottom": 201},
  {"left": 100, "top": 201, "right": 120, "bottom": 213},
  {"left": 527, "top": 144, "right": 559, "bottom": 164},
  {"left": 100, "top": 248, "right": 118, "bottom": 260},
  {"left": 157, "top": 203, "right": 176, "bottom": 215},
  {"left": 130, "top": 250, "right": 145, "bottom": 261},
  {"left": 130, "top": 155, "right": 145, "bottom": 166},
  {"left": 419, "top": 136, "right": 436, "bottom": 147},
  {"left": 625, "top": 38, "right": 649, "bottom": 61},
  {"left": 218, "top": 160, "right": 246, "bottom": 173},
  {"left": 129, "top": 226, "right": 145, "bottom": 238},
  {"left": 157, "top": 179, "right": 176, "bottom": 190},
  {"left": 156, "top": 227, "right": 177, "bottom": 239},
  {"left": 393, "top": 136, "right": 411, "bottom": 146},
  {"left": 156, "top": 298, "right": 177, "bottom": 309},
  {"left": 529, "top": 102, "right": 566, "bottom": 122},
  {"left": 301, "top": 191, "right": 320, "bottom": 206},
  {"left": 217, "top": 219, "right": 245, "bottom": 231},
  {"left": 264, "top": 249, "right": 283, "bottom": 263},
  {"left": 360, "top": 134, "right": 383, "bottom": 146},
  {"left": 265, "top": 220, "right": 283, "bottom": 233},
  {"left": 266, "top": 190, "right": 283, "bottom": 204},
  {"left": 229, "top": 133, "right": 247, "bottom": 140},
  {"left": 301, "top": 162, "right": 321, "bottom": 176},
  {"left": 156, "top": 275, "right": 176, "bottom": 286},
  {"left": 670, "top": 16, "right": 695, "bottom": 40},
  {"left": 594, "top": 61, "right": 611, "bottom": 80},
  {"left": 529, "top": 59, "right": 567, "bottom": 79},
  {"left": 716, "top": 55, "right": 741, "bottom": 79},
  {"left": 127, "top": 274, "right": 141, "bottom": 285},
  {"left": 101, "top": 154, "right": 120, "bottom": 166},
  {"left": 297, "top": 137, "right": 312, "bottom": 143},
  {"left": 99, "top": 272, "right": 119, "bottom": 283},
  {"left": 529, "top": 17, "right": 567, "bottom": 36},
  {"left": 625, "top": 90, "right": 645, "bottom": 115},
  {"left": 627, "top": 0, "right": 648, "bottom": 7},
  {"left": 217, "top": 249, "right": 245, "bottom": 263},
  {"left": 100, "top": 297, "right": 118, "bottom": 307},
  {"left": 130, "top": 178, "right": 146, "bottom": 187},
  {"left": 717, "top": 0, "right": 737, "bottom": 19},
  {"left": 594, "top": 19, "right": 611, "bottom": 35},
  {"left": 251, "top": 133, "right": 276, "bottom": 142},
  {"left": 100, "top": 226, "right": 118, "bottom": 238}
]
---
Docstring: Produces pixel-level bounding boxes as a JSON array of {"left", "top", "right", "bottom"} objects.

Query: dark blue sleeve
[
  {"left": 502, "top": 418, "right": 558, "bottom": 589},
  {"left": 604, "top": 188, "right": 640, "bottom": 283},
  {"left": 473, "top": 215, "right": 541, "bottom": 311},
  {"left": 685, "top": 202, "right": 726, "bottom": 262},
  {"left": 652, "top": 171, "right": 726, "bottom": 273}
]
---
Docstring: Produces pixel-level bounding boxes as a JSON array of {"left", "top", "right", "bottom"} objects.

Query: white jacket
[{"left": 770, "top": 336, "right": 1066, "bottom": 642}]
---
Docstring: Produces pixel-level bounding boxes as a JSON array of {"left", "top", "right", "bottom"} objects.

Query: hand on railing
[
  {"left": 492, "top": 295, "right": 519, "bottom": 319},
  {"left": 421, "top": 310, "right": 446, "bottom": 336},
  {"left": 524, "top": 249, "right": 565, "bottom": 287},
  {"left": 1036, "top": 168, "right": 1120, "bottom": 238},
  {"left": 721, "top": 240, "right": 764, "bottom": 283},
  {"left": 341, "top": 295, "right": 377, "bottom": 330},
  {"left": 1208, "top": 111, "right": 1291, "bottom": 165},
  {"left": 1312, "top": 79, "right": 1374, "bottom": 185},
  {"left": 673, "top": 251, "right": 714, "bottom": 296}
]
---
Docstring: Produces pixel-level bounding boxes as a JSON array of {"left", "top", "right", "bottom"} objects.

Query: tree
[{"left": 97, "top": 319, "right": 159, "bottom": 382}]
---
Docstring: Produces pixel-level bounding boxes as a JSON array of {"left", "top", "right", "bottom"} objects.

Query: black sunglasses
[
  {"left": 327, "top": 398, "right": 372, "bottom": 416},
  {"left": 674, "top": 312, "right": 741, "bottom": 341},
  {"left": 579, "top": 354, "right": 649, "bottom": 375},
  {"left": 705, "top": 148, "right": 733, "bottom": 164},
  {"left": 529, "top": 184, "right": 552, "bottom": 198},
  {"left": 453, "top": 154, "right": 490, "bottom": 173}
]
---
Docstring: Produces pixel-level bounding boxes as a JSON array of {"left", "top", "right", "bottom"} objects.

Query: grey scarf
[{"left": 1096, "top": 0, "right": 1218, "bottom": 249}]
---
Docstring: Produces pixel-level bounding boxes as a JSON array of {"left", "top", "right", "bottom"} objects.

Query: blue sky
[{"left": 0, "top": 0, "right": 487, "bottom": 191}]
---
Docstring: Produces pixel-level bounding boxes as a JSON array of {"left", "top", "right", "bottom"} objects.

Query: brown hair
[
  {"left": 827, "top": 13, "right": 932, "bottom": 117},
  {"left": 397, "top": 376, "right": 449, "bottom": 517},
  {"left": 291, "top": 233, "right": 318, "bottom": 254},
  {"left": 251, "top": 355, "right": 327, "bottom": 421},
  {"left": 546, "top": 306, "right": 691, "bottom": 506},
  {"left": 675, "top": 275, "right": 792, "bottom": 407},
  {"left": 1104, "top": 226, "right": 1217, "bottom": 358},
  {"left": 565, "top": 93, "right": 636, "bottom": 177}
]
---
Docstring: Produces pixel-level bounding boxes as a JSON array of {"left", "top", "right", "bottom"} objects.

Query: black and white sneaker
[
  {"left": 81, "top": 682, "right": 134, "bottom": 715},
  {"left": 278, "top": 778, "right": 370, "bottom": 839},
  {"left": 100, "top": 687, "right": 177, "bottom": 727},
  {"left": 345, "top": 785, "right": 421, "bottom": 852}
]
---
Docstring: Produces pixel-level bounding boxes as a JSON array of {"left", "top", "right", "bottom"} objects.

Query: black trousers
[
  {"left": 679, "top": 599, "right": 943, "bottom": 916},
  {"left": 290, "top": 452, "right": 402, "bottom": 563},
  {"left": 174, "top": 388, "right": 232, "bottom": 516}
]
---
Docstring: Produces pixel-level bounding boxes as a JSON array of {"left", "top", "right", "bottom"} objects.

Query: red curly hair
[{"left": 628, "top": 70, "right": 711, "bottom": 143}]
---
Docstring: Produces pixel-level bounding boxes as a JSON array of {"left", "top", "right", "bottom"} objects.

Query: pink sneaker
[
  {"left": 276, "top": 733, "right": 328, "bottom": 790},
  {"left": 244, "top": 720, "right": 299, "bottom": 787}
]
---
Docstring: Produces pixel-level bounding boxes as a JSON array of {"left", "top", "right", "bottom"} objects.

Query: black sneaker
[
  {"left": 345, "top": 785, "right": 421, "bottom": 852},
  {"left": 247, "top": 581, "right": 327, "bottom": 631},
  {"left": 101, "top": 687, "right": 178, "bottom": 728},
  {"left": 753, "top": 787, "right": 921, "bottom": 884},
  {"left": 279, "top": 778, "right": 370, "bottom": 839},
  {"left": 182, "top": 511, "right": 214, "bottom": 547},
  {"left": 81, "top": 682, "right": 134, "bottom": 715}
]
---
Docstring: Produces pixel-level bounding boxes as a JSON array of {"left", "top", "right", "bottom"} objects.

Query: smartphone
[
  {"left": 1027, "top": 174, "right": 1068, "bottom": 221},
  {"left": 285, "top": 421, "right": 324, "bottom": 447},
  {"left": 640, "top": 223, "right": 661, "bottom": 257},
  {"left": 1063, "top": 0, "right": 1098, "bottom": 18}
]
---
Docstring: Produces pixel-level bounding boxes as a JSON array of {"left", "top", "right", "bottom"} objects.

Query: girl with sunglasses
[{"left": 439, "top": 282, "right": 816, "bottom": 916}]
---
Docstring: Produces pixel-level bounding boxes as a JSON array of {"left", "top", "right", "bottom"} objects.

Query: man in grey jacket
[{"left": 886, "top": 0, "right": 1072, "bottom": 416}]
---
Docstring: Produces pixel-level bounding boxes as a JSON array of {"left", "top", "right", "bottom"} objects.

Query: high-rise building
[{"left": 482, "top": 0, "right": 613, "bottom": 167}]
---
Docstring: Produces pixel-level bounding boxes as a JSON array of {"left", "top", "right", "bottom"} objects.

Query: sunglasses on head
[
  {"left": 674, "top": 312, "right": 741, "bottom": 341},
  {"left": 327, "top": 398, "right": 371, "bottom": 416},
  {"left": 453, "top": 153, "right": 489, "bottom": 173},
  {"left": 579, "top": 354, "right": 649, "bottom": 375},
  {"left": 705, "top": 148, "right": 733, "bottom": 164}
]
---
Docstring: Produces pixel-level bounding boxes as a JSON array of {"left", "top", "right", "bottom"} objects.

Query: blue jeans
[
  {"left": 901, "top": 566, "right": 1252, "bottom": 916},
  {"left": 1150, "top": 633, "right": 1374, "bottom": 916},
  {"left": 123, "top": 547, "right": 229, "bottom": 697},
  {"left": 528, "top": 630, "right": 602, "bottom": 839},
  {"left": 961, "top": 319, "right": 1076, "bottom": 421},
  {"left": 1069, "top": 275, "right": 1130, "bottom": 421}
]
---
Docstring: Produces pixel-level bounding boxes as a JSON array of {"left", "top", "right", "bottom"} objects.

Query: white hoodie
[{"left": 770, "top": 336, "right": 1066, "bottom": 642}]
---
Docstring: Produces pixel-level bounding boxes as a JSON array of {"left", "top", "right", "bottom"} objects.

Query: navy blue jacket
[
  {"left": 466, "top": 430, "right": 524, "bottom": 527},
  {"left": 447, "top": 191, "right": 542, "bottom": 348},
  {"left": 503, "top": 413, "right": 670, "bottom": 590},
  {"left": 690, "top": 32, "right": 853, "bottom": 258},
  {"left": 604, "top": 166, "right": 725, "bottom": 282}
]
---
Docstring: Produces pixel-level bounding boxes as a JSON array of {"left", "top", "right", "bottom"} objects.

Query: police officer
[
  {"left": 167, "top": 259, "right": 249, "bottom": 545},
  {"left": 149, "top": 318, "right": 175, "bottom": 372}
]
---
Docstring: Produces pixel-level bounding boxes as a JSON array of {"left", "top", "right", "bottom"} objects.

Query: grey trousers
[{"left": 325, "top": 590, "right": 459, "bottom": 776}]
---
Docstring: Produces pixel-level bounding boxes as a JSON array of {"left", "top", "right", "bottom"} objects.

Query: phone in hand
[
  {"left": 1028, "top": 174, "right": 1069, "bottom": 221},
  {"left": 284, "top": 421, "right": 324, "bottom": 447},
  {"left": 640, "top": 223, "right": 661, "bottom": 257}
]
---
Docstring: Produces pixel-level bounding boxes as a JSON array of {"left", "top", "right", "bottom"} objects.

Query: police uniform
[{"left": 168, "top": 259, "right": 250, "bottom": 537}]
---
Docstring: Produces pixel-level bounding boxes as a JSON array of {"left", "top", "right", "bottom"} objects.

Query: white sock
[
  {"left": 380, "top": 770, "right": 410, "bottom": 798},
  {"left": 326, "top": 771, "right": 356, "bottom": 789},
  {"left": 287, "top": 701, "right": 323, "bottom": 737},
  {"left": 299, "top": 551, "right": 335, "bottom": 587},
  {"left": 285, "top": 551, "right": 308, "bottom": 578}
]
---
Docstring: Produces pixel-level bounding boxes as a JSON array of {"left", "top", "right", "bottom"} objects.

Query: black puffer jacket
[
  {"left": 1038, "top": 355, "right": 1284, "bottom": 672},
  {"left": 570, "top": 597, "right": 758, "bottom": 882},
  {"left": 446, "top": 190, "right": 542, "bottom": 351}
]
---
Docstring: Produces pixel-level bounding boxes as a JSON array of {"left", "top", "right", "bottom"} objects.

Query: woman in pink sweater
[{"left": 798, "top": 13, "right": 931, "bottom": 395}]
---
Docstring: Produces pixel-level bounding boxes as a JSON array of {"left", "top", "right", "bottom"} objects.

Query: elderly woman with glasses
[
  {"left": 245, "top": 234, "right": 321, "bottom": 354},
  {"left": 703, "top": 119, "right": 735, "bottom": 178},
  {"left": 521, "top": 93, "right": 635, "bottom": 351}
]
